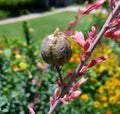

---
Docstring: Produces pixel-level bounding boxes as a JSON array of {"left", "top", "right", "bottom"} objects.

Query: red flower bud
[
  {"left": 83, "top": 0, "right": 106, "bottom": 14},
  {"left": 71, "top": 77, "right": 88, "bottom": 91},
  {"left": 54, "top": 88, "right": 59, "bottom": 99},
  {"left": 104, "top": 28, "right": 120, "bottom": 39},
  {"left": 70, "top": 91, "right": 81, "bottom": 99},
  {"left": 50, "top": 97, "right": 55, "bottom": 106}
]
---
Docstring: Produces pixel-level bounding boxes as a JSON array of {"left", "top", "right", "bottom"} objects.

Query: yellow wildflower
[
  {"left": 99, "top": 95, "right": 107, "bottom": 101},
  {"left": 67, "top": 68, "right": 73, "bottom": 73},
  {"left": 13, "top": 48, "right": 20, "bottom": 55},
  {"left": 87, "top": 16, "right": 93, "bottom": 22},
  {"left": 69, "top": 57, "right": 75, "bottom": 63},
  {"left": 109, "top": 96, "right": 117, "bottom": 104},
  {"left": 89, "top": 77, "right": 96, "bottom": 82},
  {"left": 91, "top": 43, "right": 119, "bottom": 75},
  {"left": 101, "top": 13, "right": 107, "bottom": 19},
  {"left": 11, "top": 64, "right": 19, "bottom": 71},
  {"left": 0, "top": 36, "right": 5, "bottom": 41},
  {"left": 116, "top": 90, "right": 120, "bottom": 98},
  {"left": 97, "top": 86, "right": 104, "bottom": 94},
  {"left": 19, "top": 62, "right": 27, "bottom": 69},
  {"left": 80, "top": 94, "right": 89, "bottom": 100},
  {"left": 94, "top": 101, "right": 101, "bottom": 108},
  {"left": 95, "top": 12, "right": 100, "bottom": 17},
  {"left": 103, "top": 103, "right": 108, "bottom": 108},
  {"left": 76, "top": 57, "right": 80, "bottom": 62},
  {"left": 15, "top": 54, "right": 22, "bottom": 59},
  {"left": 22, "top": 42, "right": 27, "bottom": 46}
]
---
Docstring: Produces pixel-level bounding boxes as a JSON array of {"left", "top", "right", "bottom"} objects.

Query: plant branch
[
  {"left": 56, "top": 66, "right": 64, "bottom": 88},
  {"left": 48, "top": 1, "right": 120, "bottom": 114}
]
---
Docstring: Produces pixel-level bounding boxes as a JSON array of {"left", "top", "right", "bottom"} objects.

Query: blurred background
[{"left": 0, "top": 0, "right": 93, "bottom": 19}]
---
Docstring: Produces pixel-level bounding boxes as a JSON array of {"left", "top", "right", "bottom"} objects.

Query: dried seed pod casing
[{"left": 41, "top": 28, "right": 72, "bottom": 66}]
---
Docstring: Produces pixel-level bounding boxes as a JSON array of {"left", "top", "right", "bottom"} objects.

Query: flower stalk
[{"left": 48, "top": 1, "right": 120, "bottom": 114}]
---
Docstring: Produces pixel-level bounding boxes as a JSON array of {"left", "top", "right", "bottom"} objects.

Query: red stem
[{"left": 48, "top": 1, "right": 120, "bottom": 114}]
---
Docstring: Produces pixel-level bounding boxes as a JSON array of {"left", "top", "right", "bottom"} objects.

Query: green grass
[{"left": 0, "top": 11, "right": 93, "bottom": 43}]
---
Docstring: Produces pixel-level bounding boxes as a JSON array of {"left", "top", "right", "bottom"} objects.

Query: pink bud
[
  {"left": 88, "top": 56, "right": 108, "bottom": 68},
  {"left": 83, "top": 0, "right": 106, "bottom": 14},
  {"left": 104, "top": 28, "right": 120, "bottom": 39},
  {"left": 71, "top": 77, "right": 88, "bottom": 91},
  {"left": 80, "top": 65, "right": 87, "bottom": 73},
  {"left": 108, "top": 13, "right": 120, "bottom": 27},
  {"left": 54, "top": 88, "right": 59, "bottom": 99},
  {"left": 69, "top": 21, "right": 75, "bottom": 27},
  {"left": 60, "top": 98, "right": 69, "bottom": 104},
  {"left": 28, "top": 105, "right": 36, "bottom": 114},
  {"left": 92, "top": 24, "right": 97, "bottom": 33},
  {"left": 80, "top": 51, "right": 91, "bottom": 61},
  {"left": 57, "top": 79, "right": 64, "bottom": 88},
  {"left": 84, "top": 40, "right": 90, "bottom": 51},
  {"left": 72, "top": 31, "right": 85, "bottom": 47},
  {"left": 85, "top": 0, "right": 89, "bottom": 8},
  {"left": 70, "top": 91, "right": 81, "bottom": 99},
  {"left": 109, "top": 0, "right": 115, "bottom": 10},
  {"left": 50, "top": 97, "right": 55, "bottom": 106}
]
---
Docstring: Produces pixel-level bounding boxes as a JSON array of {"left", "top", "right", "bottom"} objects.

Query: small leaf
[{"left": 4, "top": 48, "right": 12, "bottom": 59}]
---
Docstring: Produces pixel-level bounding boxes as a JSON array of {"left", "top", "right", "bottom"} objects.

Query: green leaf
[{"left": 4, "top": 48, "right": 12, "bottom": 59}]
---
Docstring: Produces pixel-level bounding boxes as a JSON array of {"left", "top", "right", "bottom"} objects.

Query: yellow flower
[
  {"left": 69, "top": 57, "right": 75, "bottom": 63},
  {"left": 89, "top": 77, "right": 96, "bottom": 82},
  {"left": 80, "top": 94, "right": 89, "bottom": 100},
  {"left": 95, "top": 12, "right": 100, "bottom": 17},
  {"left": 103, "top": 103, "right": 108, "bottom": 108},
  {"left": 0, "top": 36, "right": 5, "bottom": 41},
  {"left": 11, "top": 64, "right": 19, "bottom": 71},
  {"left": 109, "top": 96, "right": 117, "bottom": 104},
  {"left": 15, "top": 54, "right": 22, "bottom": 59},
  {"left": 101, "top": 13, "right": 107, "bottom": 19},
  {"left": 13, "top": 48, "right": 20, "bottom": 55},
  {"left": 22, "top": 42, "right": 27, "bottom": 46},
  {"left": 76, "top": 57, "right": 80, "bottom": 62},
  {"left": 108, "top": 90, "right": 114, "bottom": 96},
  {"left": 67, "top": 68, "right": 73, "bottom": 73},
  {"left": 87, "top": 16, "right": 93, "bottom": 22},
  {"left": 94, "top": 101, "right": 101, "bottom": 108},
  {"left": 99, "top": 95, "right": 107, "bottom": 101},
  {"left": 19, "top": 62, "right": 27, "bottom": 69},
  {"left": 116, "top": 90, "right": 120, "bottom": 98},
  {"left": 91, "top": 43, "right": 119, "bottom": 75},
  {"left": 97, "top": 86, "right": 104, "bottom": 94},
  {"left": 73, "top": 54, "right": 78, "bottom": 58}
]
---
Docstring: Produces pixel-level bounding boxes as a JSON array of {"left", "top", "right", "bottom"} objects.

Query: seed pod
[{"left": 41, "top": 28, "right": 72, "bottom": 66}]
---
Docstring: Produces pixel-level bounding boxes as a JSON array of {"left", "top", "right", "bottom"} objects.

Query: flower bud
[
  {"left": 54, "top": 88, "right": 59, "bottom": 99},
  {"left": 41, "top": 28, "right": 72, "bottom": 66},
  {"left": 70, "top": 91, "right": 81, "bottom": 99}
]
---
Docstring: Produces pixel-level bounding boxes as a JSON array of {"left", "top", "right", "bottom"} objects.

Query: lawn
[{"left": 0, "top": 11, "right": 92, "bottom": 43}]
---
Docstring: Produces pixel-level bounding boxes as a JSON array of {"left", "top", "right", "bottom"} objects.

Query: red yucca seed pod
[{"left": 41, "top": 28, "right": 72, "bottom": 66}]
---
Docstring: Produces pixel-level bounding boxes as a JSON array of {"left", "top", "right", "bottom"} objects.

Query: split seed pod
[{"left": 41, "top": 28, "right": 72, "bottom": 66}]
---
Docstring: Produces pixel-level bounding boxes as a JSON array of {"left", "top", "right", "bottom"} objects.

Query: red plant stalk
[{"left": 48, "top": 1, "right": 120, "bottom": 114}]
